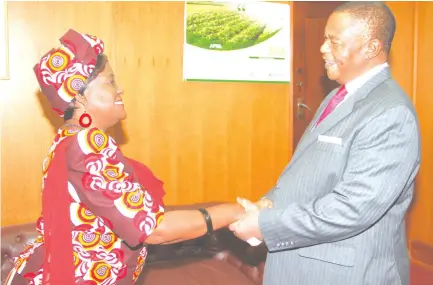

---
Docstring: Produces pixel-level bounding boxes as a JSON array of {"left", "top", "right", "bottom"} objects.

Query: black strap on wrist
[{"left": 198, "top": 208, "right": 213, "bottom": 235}]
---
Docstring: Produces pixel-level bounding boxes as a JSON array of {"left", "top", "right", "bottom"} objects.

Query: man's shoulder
[{"left": 364, "top": 77, "right": 416, "bottom": 116}]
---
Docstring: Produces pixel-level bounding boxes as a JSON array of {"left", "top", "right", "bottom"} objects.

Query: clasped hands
[{"left": 228, "top": 197, "right": 273, "bottom": 246}]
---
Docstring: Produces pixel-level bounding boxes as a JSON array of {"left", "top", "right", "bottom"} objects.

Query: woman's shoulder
[
  {"left": 75, "top": 127, "right": 117, "bottom": 155},
  {"left": 58, "top": 127, "right": 118, "bottom": 156}
]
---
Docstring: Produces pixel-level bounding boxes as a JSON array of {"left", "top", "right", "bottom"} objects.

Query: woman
[{"left": 5, "top": 29, "right": 270, "bottom": 285}]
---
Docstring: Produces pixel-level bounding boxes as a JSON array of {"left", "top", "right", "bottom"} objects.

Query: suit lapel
[{"left": 284, "top": 67, "right": 392, "bottom": 172}]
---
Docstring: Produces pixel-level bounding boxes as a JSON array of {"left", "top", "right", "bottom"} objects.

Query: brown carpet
[{"left": 411, "top": 263, "right": 433, "bottom": 285}]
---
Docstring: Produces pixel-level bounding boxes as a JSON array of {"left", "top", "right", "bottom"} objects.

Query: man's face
[{"left": 321, "top": 12, "right": 369, "bottom": 84}]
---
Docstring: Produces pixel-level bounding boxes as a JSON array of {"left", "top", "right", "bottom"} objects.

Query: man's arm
[{"left": 259, "top": 105, "right": 420, "bottom": 251}]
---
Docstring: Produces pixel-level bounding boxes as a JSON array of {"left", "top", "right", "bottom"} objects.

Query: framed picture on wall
[
  {"left": 0, "top": 0, "right": 9, "bottom": 80},
  {"left": 183, "top": 0, "right": 290, "bottom": 83}
]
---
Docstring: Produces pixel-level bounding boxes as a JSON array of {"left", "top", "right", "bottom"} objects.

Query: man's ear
[{"left": 363, "top": 39, "right": 382, "bottom": 59}]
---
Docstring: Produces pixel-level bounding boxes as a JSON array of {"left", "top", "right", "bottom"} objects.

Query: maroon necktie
[{"left": 315, "top": 85, "right": 348, "bottom": 126}]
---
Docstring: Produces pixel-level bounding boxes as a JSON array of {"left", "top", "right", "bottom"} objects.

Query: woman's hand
[
  {"left": 255, "top": 197, "right": 273, "bottom": 209},
  {"left": 236, "top": 197, "right": 259, "bottom": 213},
  {"left": 235, "top": 197, "right": 273, "bottom": 213}
]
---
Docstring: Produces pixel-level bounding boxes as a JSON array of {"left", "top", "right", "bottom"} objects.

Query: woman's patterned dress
[{"left": 5, "top": 127, "right": 165, "bottom": 285}]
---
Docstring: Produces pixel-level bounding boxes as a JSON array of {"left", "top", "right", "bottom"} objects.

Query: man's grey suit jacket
[{"left": 259, "top": 68, "right": 421, "bottom": 285}]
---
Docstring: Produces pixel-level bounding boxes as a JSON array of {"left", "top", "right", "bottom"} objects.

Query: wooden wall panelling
[
  {"left": 408, "top": 1, "right": 433, "bottom": 268},
  {"left": 386, "top": 1, "right": 416, "bottom": 100}
]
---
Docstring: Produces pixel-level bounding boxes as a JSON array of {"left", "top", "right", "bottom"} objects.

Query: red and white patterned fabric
[
  {"left": 33, "top": 29, "right": 104, "bottom": 117},
  {"left": 5, "top": 128, "right": 166, "bottom": 285}
]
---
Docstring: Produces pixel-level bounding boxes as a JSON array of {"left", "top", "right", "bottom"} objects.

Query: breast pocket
[
  {"left": 298, "top": 242, "right": 355, "bottom": 267},
  {"left": 315, "top": 141, "right": 345, "bottom": 155}
]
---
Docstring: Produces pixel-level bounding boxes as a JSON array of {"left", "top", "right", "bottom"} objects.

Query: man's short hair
[{"left": 334, "top": 1, "right": 396, "bottom": 54}]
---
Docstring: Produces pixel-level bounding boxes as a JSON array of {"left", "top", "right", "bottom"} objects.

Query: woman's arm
[
  {"left": 67, "top": 129, "right": 246, "bottom": 246},
  {"left": 145, "top": 202, "right": 245, "bottom": 244}
]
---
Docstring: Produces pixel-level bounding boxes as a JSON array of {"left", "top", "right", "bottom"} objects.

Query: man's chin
[{"left": 326, "top": 69, "right": 340, "bottom": 82}]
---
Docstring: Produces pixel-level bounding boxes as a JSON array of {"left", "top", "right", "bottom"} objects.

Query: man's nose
[{"left": 320, "top": 41, "right": 330, "bottom": 54}]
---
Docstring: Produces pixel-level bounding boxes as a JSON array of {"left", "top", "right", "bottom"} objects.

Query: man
[{"left": 230, "top": 2, "right": 420, "bottom": 285}]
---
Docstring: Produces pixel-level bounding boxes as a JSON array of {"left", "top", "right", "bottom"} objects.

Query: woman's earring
[
  {"left": 75, "top": 94, "right": 92, "bottom": 128},
  {"left": 79, "top": 110, "right": 92, "bottom": 128}
]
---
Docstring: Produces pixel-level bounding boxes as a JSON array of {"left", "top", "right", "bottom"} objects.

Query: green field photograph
[{"left": 185, "top": 1, "right": 283, "bottom": 51}]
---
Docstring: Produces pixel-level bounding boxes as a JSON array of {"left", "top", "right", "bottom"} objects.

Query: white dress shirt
[{"left": 339, "top": 62, "right": 389, "bottom": 106}]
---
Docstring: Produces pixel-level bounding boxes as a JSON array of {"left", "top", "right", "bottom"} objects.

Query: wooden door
[{"left": 291, "top": 1, "right": 341, "bottom": 149}]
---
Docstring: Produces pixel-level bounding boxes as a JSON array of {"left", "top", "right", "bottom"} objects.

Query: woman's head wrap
[{"left": 33, "top": 29, "right": 104, "bottom": 117}]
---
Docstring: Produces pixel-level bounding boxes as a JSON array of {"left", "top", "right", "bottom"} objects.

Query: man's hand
[{"left": 229, "top": 197, "right": 271, "bottom": 245}]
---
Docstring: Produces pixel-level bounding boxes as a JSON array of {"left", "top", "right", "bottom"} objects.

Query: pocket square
[{"left": 318, "top": 135, "right": 342, "bottom": 145}]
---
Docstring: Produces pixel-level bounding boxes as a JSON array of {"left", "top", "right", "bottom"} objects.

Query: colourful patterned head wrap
[{"left": 33, "top": 29, "right": 105, "bottom": 117}]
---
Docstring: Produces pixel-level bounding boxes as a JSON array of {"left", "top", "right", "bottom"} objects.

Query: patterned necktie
[{"left": 315, "top": 85, "right": 348, "bottom": 126}]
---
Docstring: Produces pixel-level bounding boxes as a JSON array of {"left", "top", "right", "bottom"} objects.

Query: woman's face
[{"left": 85, "top": 62, "right": 126, "bottom": 128}]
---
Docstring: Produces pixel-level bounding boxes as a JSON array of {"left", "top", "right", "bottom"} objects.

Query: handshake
[{"left": 228, "top": 197, "right": 273, "bottom": 246}]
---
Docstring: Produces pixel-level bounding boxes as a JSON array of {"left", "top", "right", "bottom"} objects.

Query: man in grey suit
[{"left": 229, "top": 2, "right": 421, "bottom": 285}]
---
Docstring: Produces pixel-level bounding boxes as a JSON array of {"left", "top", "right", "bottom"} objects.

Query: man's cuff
[{"left": 258, "top": 208, "right": 298, "bottom": 252}]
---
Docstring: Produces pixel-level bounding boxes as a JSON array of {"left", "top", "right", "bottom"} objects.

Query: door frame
[{"left": 290, "top": 1, "right": 342, "bottom": 153}]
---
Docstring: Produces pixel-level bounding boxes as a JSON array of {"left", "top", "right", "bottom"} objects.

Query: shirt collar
[{"left": 345, "top": 62, "right": 389, "bottom": 94}]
